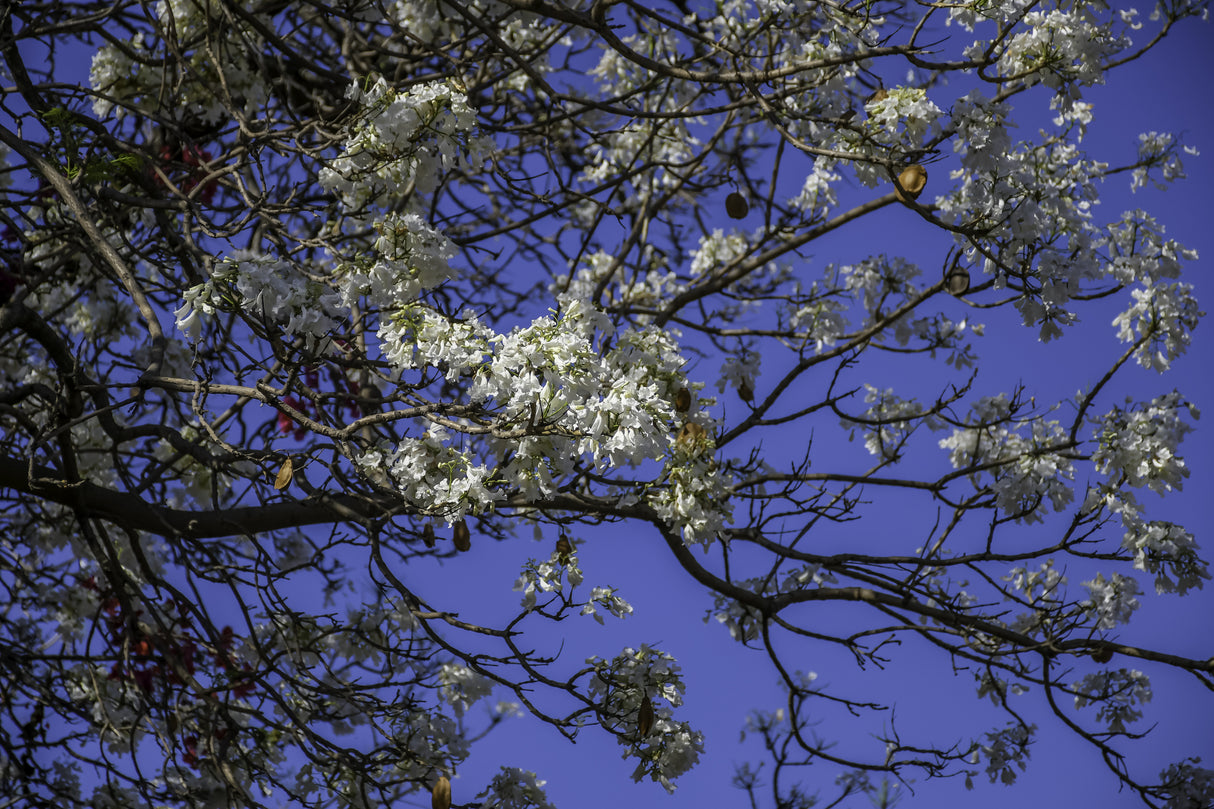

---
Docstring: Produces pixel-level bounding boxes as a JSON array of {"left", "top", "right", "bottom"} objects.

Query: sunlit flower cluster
[{"left": 586, "top": 645, "right": 704, "bottom": 793}]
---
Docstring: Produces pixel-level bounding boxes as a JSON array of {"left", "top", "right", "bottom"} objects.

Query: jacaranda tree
[{"left": 1, "top": 0, "right": 1210, "bottom": 807}]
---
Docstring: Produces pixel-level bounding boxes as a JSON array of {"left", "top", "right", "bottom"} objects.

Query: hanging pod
[
  {"left": 674, "top": 386, "right": 691, "bottom": 413},
  {"left": 725, "top": 191, "right": 749, "bottom": 219},
  {"left": 453, "top": 519, "right": 471, "bottom": 552},
  {"left": 895, "top": 164, "right": 927, "bottom": 203},
  {"left": 556, "top": 534, "right": 573, "bottom": 563},
  {"left": 944, "top": 258, "right": 970, "bottom": 296},
  {"left": 637, "top": 694, "right": 655, "bottom": 738},
  {"left": 421, "top": 523, "right": 436, "bottom": 549},
  {"left": 432, "top": 775, "right": 451, "bottom": 809}
]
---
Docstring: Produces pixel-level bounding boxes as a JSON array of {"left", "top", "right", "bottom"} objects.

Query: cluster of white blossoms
[
  {"left": 513, "top": 542, "right": 632, "bottom": 622},
  {"left": 89, "top": 1, "right": 269, "bottom": 122},
  {"left": 939, "top": 396, "right": 1075, "bottom": 522},
  {"left": 1131, "top": 132, "right": 1198, "bottom": 192},
  {"left": 437, "top": 662, "right": 495, "bottom": 717},
  {"left": 1072, "top": 669, "right": 1152, "bottom": 734},
  {"left": 1081, "top": 572, "right": 1142, "bottom": 630},
  {"left": 966, "top": 722, "right": 1035, "bottom": 787},
  {"left": 319, "top": 77, "right": 491, "bottom": 209},
  {"left": 1092, "top": 392, "right": 1196, "bottom": 494},
  {"left": 850, "top": 385, "right": 940, "bottom": 460},
  {"left": 585, "top": 645, "right": 704, "bottom": 793},
  {"left": 478, "top": 767, "right": 557, "bottom": 809},
  {"left": 356, "top": 425, "right": 498, "bottom": 521},
  {"left": 175, "top": 252, "right": 345, "bottom": 349},
  {"left": 336, "top": 213, "right": 459, "bottom": 309}
]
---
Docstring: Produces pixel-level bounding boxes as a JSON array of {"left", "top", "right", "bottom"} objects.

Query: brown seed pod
[
  {"left": 637, "top": 694, "right": 655, "bottom": 738},
  {"left": 421, "top": 523, "right": 436, "bottom": 549},
  {"left": 677, "top": 421, "right": 706, "bottom": 448},
  {"left": 944, "top": 261, "right": 970, "bottom": 296},
  {"left": 273, "top": 457, "right": 294, "bottom": 491},
  {"left": 725, "top": 191, "right": 749, "bottom": 219},
  {"left": 895, "top": 164, "right": 928, "bottom": 203},
  {"left": 1091, "top": 647, "right": 1114, "bottom": 664},
  {"left": 738, "top": 380, "right": 754, "bottom": 402},
  {"left": 674, "top": 387, "right": 691, "bottom": 413},
  {"left": 866, "top": 87, "right": 889, "bottom": 106},
  {"left": 453, "top": 519, "right": 471, "bottom": 552},
  {"left": 432, "top": 775, "right": 451, "bottom": 809},
  {"left": 556, "top": 534, "right": 573, "bottom": 563}
]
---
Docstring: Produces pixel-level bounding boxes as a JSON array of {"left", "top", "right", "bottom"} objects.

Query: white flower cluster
[
  {"left": 850, "top": 385, "right": 940, "bottom": 460},
  {"left": 1081, "top": 572, "right": 1140, "bottom": 630},
  {"left": 437, "top": 662, "right": 494, "bottom": 717},
  {"left": 862, "top": 87, "right": 943, "bottom": 149},
  {"left": 389, "top": 707, "right": 471, "bottom": 782},
  {"left": 336, "top": 213, "right": 458, "bottom": 310},
  {"left": 939, "top": 396, "right": 1075, "bottom": 522},
  {"left": 650, "top": 424, "right": 735, "bottom": 547},
  {"left": 1001, "top": 560, "right": 1072, "bottom": 637},
  {"left": 995, "top": 9, "right": 1126, "bottom": 90},
  {"left": 477, "top": 767, "right": 557, "bottom": 809},
  {"left": 967, "top": 722, "right": 1035, "bottom": 786},
  {"left": 1072, "top": 669, "right": 1151, "bottom": 734},
  {"left": 175, "top": 252, "right": 345, "bottom": 349},
  {"left": 586, "top": 645, "right": 704, "bottom": 793},
  {"left": 319, "top": 77, "right": 490, "bottom": 209},
  {"left": 513, "top": 542, "right": 632, "bottom": 622},
  {"left": 89, "top": 2, "right": 269, "bottom": 122},
  {"left": 1112, "top": 280, "right": 1202, "bottom": 372},
  {"left": 1157, "top": 759, "right": 1214, "bottom": 809},
  {"left": 1131, "top": 132, "right": 1197, "bottom": 192},
  {"left": 790, "top": 158, "right": 840, "bottom": 214},
  {"left": 356, "top": 426, "right": 498, "bottom": 520},
  {"left": 1092, "top": 392, "right": 1196, "bottom": 494},
  {"left": 555, "top": 252, "right": 681, "bottom": 321},
  {"left": 514, "top": 548, "right": 585, "bottom": 611}
]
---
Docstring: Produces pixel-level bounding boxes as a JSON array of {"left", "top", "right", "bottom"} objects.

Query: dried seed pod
[
  {"left": 453, "top": 519, "right": 471, "bottom": 552},
  {"left": 432, "top": 775, "right": 451, "bottom": 809},
  {"left": 725, "top": 191, "right": 749, "bottom": 219},
  {"left": 637, "top": 694, "right": 654, "bottom": 738},
  {"left": 738, "top": 380, "right": 754, "bottom": 402},
  {"left": 1091, "top": 647, "right": 1114, "bottom": 664},
  {"left": 674, "top": 387, "right": 691, "bottom": 413},
  {"left": 421, "top": 523, "right": 436, "bottom": 549},
  {"left": 556, "top": 534, "right": 573, "bottom": 563},
  {"left": 895, "top": 164, "right": 928, "bottom": 203},
  {"left": 273, "top": 457, "right": 294, "bottom": 491},
  {"left": 944, "top": 261, "right": 970, "bottom": 296},
  {"left": 677, "top": 421, "right": 706, "bottom": 448}
]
